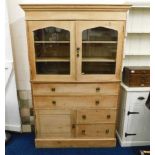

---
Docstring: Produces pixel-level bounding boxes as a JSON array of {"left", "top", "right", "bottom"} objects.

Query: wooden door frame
[
  {"left": 76, "top": 21, "right": 125, "bottom": 82},
  {"left": 27, "top": 20, "right": 76, "bottom": 82}
]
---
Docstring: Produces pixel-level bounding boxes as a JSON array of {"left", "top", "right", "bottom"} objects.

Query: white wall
[
  {"left": 5, "top": 6, "right": 13, "bottom": 62},
  {"left": 6, "top": 0, "right": 31, "bottom": 90},
  {"left": 6, "top": 0, "right": 150, "bottom": 90},
  {"left": 5, "top": 5, "right": 21, "bottom": 132}
]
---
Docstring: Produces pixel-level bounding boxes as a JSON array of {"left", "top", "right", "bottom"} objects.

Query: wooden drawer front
[
  {"left": 127, "top": 92, "right": 149, "bottom": 107},
  {"left": 32, "top": 83, "right": 119, "bottom": 96},
  {"left": 77, "top": 109, "right": 117, "bottom": 124},
  {"left": 33, "top": 96, "right": 118, "bottom": 109},
  {"left": 76, "top": 124, "right": 115, "bottom": 138},
  {"left": 36, "top": 110, "right": 73, "bottom": 138}
]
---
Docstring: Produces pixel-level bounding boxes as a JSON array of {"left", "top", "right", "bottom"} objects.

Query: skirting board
[
  {"left": 5, "top": 124, "right": 21, "bottom": 132},
  {"left": 116, "top": 130, "right": 150, "bottom": 147},
  {"left": 35, "top": 138, "right": 116, "bottom": 148}
]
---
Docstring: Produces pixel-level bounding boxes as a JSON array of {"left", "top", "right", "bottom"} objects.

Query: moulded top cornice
[{"left": 20, "top": 4, "right": 132, "bottom": 12}]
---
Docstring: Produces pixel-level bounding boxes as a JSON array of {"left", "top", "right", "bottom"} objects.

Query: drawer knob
[
  {"left": 82, "top": 115, "right": 86, "bottom": 120},
  {"left": 81, "top": 130, "right": 86, "bottom": 135},
  {"left": 138, "top": 96, "right": 145, "bottom": 100},
  {"left": 96, "top": 87, "right": 100, "bottom": 92},
  {"left": 107, "top": 115, "right": 111, "bottom": 119},
  {"left": 51, "top": 88, "right": 55, "bottom": 92},
  {"left": 72, "top": 124, "right": 75, "bottom": 129},
  {"left": 95, "top": 100, "right": 100, "bottom": 105},
  {"left": 105, "top": 129, "right": 109, "bottom": 134},
  {"left": 52, "top": 101, "right": 56, "bottom": 105}
]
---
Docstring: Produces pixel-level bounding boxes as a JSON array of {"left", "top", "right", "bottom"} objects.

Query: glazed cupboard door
[
  {"left": 76, "top": 21, "right": 125, "bottom": 82},
  {"left": 28, "top": 21, "right": 75, "bottom": 81}
]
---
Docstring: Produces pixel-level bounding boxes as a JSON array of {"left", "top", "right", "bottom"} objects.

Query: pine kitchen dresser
[{"left": 20, "top": 4, "right": 131, "bottom": 148}]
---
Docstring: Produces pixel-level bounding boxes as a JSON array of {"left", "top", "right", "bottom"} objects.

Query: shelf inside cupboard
[
  {"left": 34, "top": 41, "right": 70, "bottom": 43},
  {"left": 82, "top": 41, "right": 117, "bottom": 44},
  {"left": 36, "top": 57, "right": 70, "bottom": 62},
  {"left": 82, "top": 57, "right": 116, "bottom": 62}
]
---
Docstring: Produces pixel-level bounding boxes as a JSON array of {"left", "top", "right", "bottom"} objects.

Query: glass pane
[
  {"left": 33, "top": 27, "right": 70, "bottom": 75},
  {"left": 82, "top": 43, "right": 117, "bottom": 59},
  {"left": 82, "top": 27, "right": 118, "bottom": 74},
  {"left": 82, "top": 27, "right": 117, "bottom": 41},
  {"left": 36, "top": 62, "right": 70, "bottom": 75},
  {"left": 34, "top": 27, "right": 70, "bottom": 41},
  {"left": 82, "top": 62, "right": 115, "bottom": 74},
  {"left": 35, "top": 43, "right": 70, "bottom": 58}
]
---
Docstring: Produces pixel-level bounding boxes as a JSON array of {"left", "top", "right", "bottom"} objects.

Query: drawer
[
  {"left": 33, "top": 96, "right": 118, "bottom": 109},
  {"left": 32, "top": 83, "right": 119, "bottom": 96},
  {"left": 76, "top": 124, "right": 115, "bottom": 138},
  {"left": 76, "top": 109, "right": 117, "bottom": 124},
  {"left": 127, "top": 92, "right": 149, "bottom": 107}
]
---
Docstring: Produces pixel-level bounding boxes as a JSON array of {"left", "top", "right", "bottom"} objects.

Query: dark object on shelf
[{"left": 122, "top": 66, "right": 150, "bottom": 87}]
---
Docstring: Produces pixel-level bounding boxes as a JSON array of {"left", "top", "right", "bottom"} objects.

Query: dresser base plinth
[{"left": 35, "top": 138, "right": 116, "bottom": 148}]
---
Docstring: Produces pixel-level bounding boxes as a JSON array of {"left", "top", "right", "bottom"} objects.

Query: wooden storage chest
[{"left": 123, "top": 66, "right": 150, "bottom": 87}]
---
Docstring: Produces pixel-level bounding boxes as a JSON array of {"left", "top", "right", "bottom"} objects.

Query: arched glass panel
[
  {"left": 82, "top": 27, "right": 118, "bottom": 74},
  {"left": 33, "top": 27, "right": 70, "bottom": 75}
]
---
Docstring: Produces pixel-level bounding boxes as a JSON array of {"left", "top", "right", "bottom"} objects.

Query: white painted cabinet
[{"left": 117, "top": 83, "right": 150, "bottom": 146}]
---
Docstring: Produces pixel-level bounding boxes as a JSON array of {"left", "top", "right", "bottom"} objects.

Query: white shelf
[
  {"left": 127, "top": 31, "right": 150, "bottom": 34},
  {"left": 125, "top": 33, "right": 150, "bottom": 56},
  {"left": 127, "top": 7, "right": 150, "bottom": 33},
  {"left": 123, "top": 55, "right": 150, "bottom": 67}
]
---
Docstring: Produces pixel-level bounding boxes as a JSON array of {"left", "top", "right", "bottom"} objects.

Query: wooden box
[{"left": 122, "top": 66, "right": 150, "bottom": 87}]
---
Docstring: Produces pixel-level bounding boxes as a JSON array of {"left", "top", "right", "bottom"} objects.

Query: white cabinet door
[{"left": 125, "top": 105, "right": 150, "bottom": 142}]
